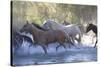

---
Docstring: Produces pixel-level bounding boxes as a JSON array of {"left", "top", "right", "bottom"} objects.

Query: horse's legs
[
  {"left": 68, "top": 36, "right": 75, "bottom": 47},
  {"left": 41, "top": 45, "right": 47, "bottom": 54},
  {"left": 56, "top": 43, "right": 66, "bottom": 51},
  {"left": 56, "top": 45, "right": 61, "bottom": 51},
  {"left": 79, "top": 34, "right": 81, "bottom": 43},
  {"left": 65, "top": 35, "right": 74, "bottom": 48},
  {"left": 94, "top": 39, "right": 97, "bottom": 48},
  {"left": 71, "top": 37, "right": 75, "bottom": 44},
  {"left": 70, "top": 37, "right": 75, "bottom": 46}
]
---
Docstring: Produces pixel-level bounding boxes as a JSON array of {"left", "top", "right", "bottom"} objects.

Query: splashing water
[{"left": 12, "top": 33, "right": 97, "bottom": 66}]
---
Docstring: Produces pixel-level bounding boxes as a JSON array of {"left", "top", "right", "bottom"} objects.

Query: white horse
[{"left": 42, "top": 19, "right": 83, "bottom": 44}]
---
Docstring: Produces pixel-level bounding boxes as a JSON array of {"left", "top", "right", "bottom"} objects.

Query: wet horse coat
[{"left": 20, "top": 22, "right": 69, "bottom": 54}]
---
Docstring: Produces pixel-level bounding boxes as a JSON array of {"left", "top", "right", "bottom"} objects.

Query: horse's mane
[
  {"left": 88, "top": 23, "right": 97, "bottom": 29},
  {"left": 32, "top": 23, "right": 48, "bottom": 31},
  {"left": 89, "top": 23, "right": 96, "bottom": 27},
  {"left": 86, "top": 23, "right": 97, "bottom": 34}
]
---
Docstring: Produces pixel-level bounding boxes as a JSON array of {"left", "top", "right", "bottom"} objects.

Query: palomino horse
[
  {"left": 43, "top": 19, "right": 82, "bottom": 44},
  {"left": 20, "top": 22, "right": 72, "bottom": 54},
  {"left": 86, "top": 23, "right": 97, "bottom": 47}
]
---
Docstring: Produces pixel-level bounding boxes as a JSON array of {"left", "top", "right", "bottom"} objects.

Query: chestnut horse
[{"left": 20, "top": 22, "right": 71, "bottom": 54}]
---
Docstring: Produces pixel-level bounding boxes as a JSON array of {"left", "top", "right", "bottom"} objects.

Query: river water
[{"left": 12, "top": 42, "right": 97, "bottom": 66}]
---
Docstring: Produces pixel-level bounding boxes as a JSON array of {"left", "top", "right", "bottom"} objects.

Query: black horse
[{"left": 86, "top": 23, "right": 97, "bottom": 47}]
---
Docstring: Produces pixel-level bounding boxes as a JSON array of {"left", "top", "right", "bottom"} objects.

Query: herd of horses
[{"left": 12, "top": 19, "right": 97, "bottom": 54}]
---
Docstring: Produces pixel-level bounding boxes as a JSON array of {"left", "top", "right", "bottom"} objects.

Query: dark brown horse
[
  {"left": 20, "top": 22, "right": 67, "bottom": 54},
  {"left": 86, "top": 23, "right": 97, "bottom": 47}
]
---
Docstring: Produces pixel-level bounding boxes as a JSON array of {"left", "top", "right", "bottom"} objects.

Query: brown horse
[
  {"left": 20, "top": 22, "right": 68, "bottom": 54},
  {"left": 32, "top": 22, "right": 74, "bottom": 49}
]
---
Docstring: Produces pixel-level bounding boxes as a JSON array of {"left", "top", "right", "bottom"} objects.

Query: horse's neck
[
  {"left": 31, "top": 26, "right": 44, "bottom": 35},
  {"left": 92, "top": 25, "right": 97, "bottom": 35}
]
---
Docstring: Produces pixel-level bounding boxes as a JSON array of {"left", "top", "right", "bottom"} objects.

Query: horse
[
  {"left": 42, "top": 19, "right": 82, "bottom": 44},
  {"left": 12, "top": 29, "right": 33, "bottom": 49},
  {"left": 20, "top": 22, "right": 71, "bottom": 54},
  {"left": 86, "top": 23, "right": 97, "bottom": 47},
  {"left": 32, "top": 22, "right": 74, "bottom": 49}
]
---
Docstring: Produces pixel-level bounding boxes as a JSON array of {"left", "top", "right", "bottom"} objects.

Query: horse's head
[
  {"left": 20, "top": 21, "right": 32, "bottom": 33},
  {"left": 86, "top": 23, "right": 93, "bottom": 33}
]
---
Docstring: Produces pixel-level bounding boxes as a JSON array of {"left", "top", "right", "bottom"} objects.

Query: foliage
[{"left": 12, "top": 1, "right": 97, "bottom": 29}]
